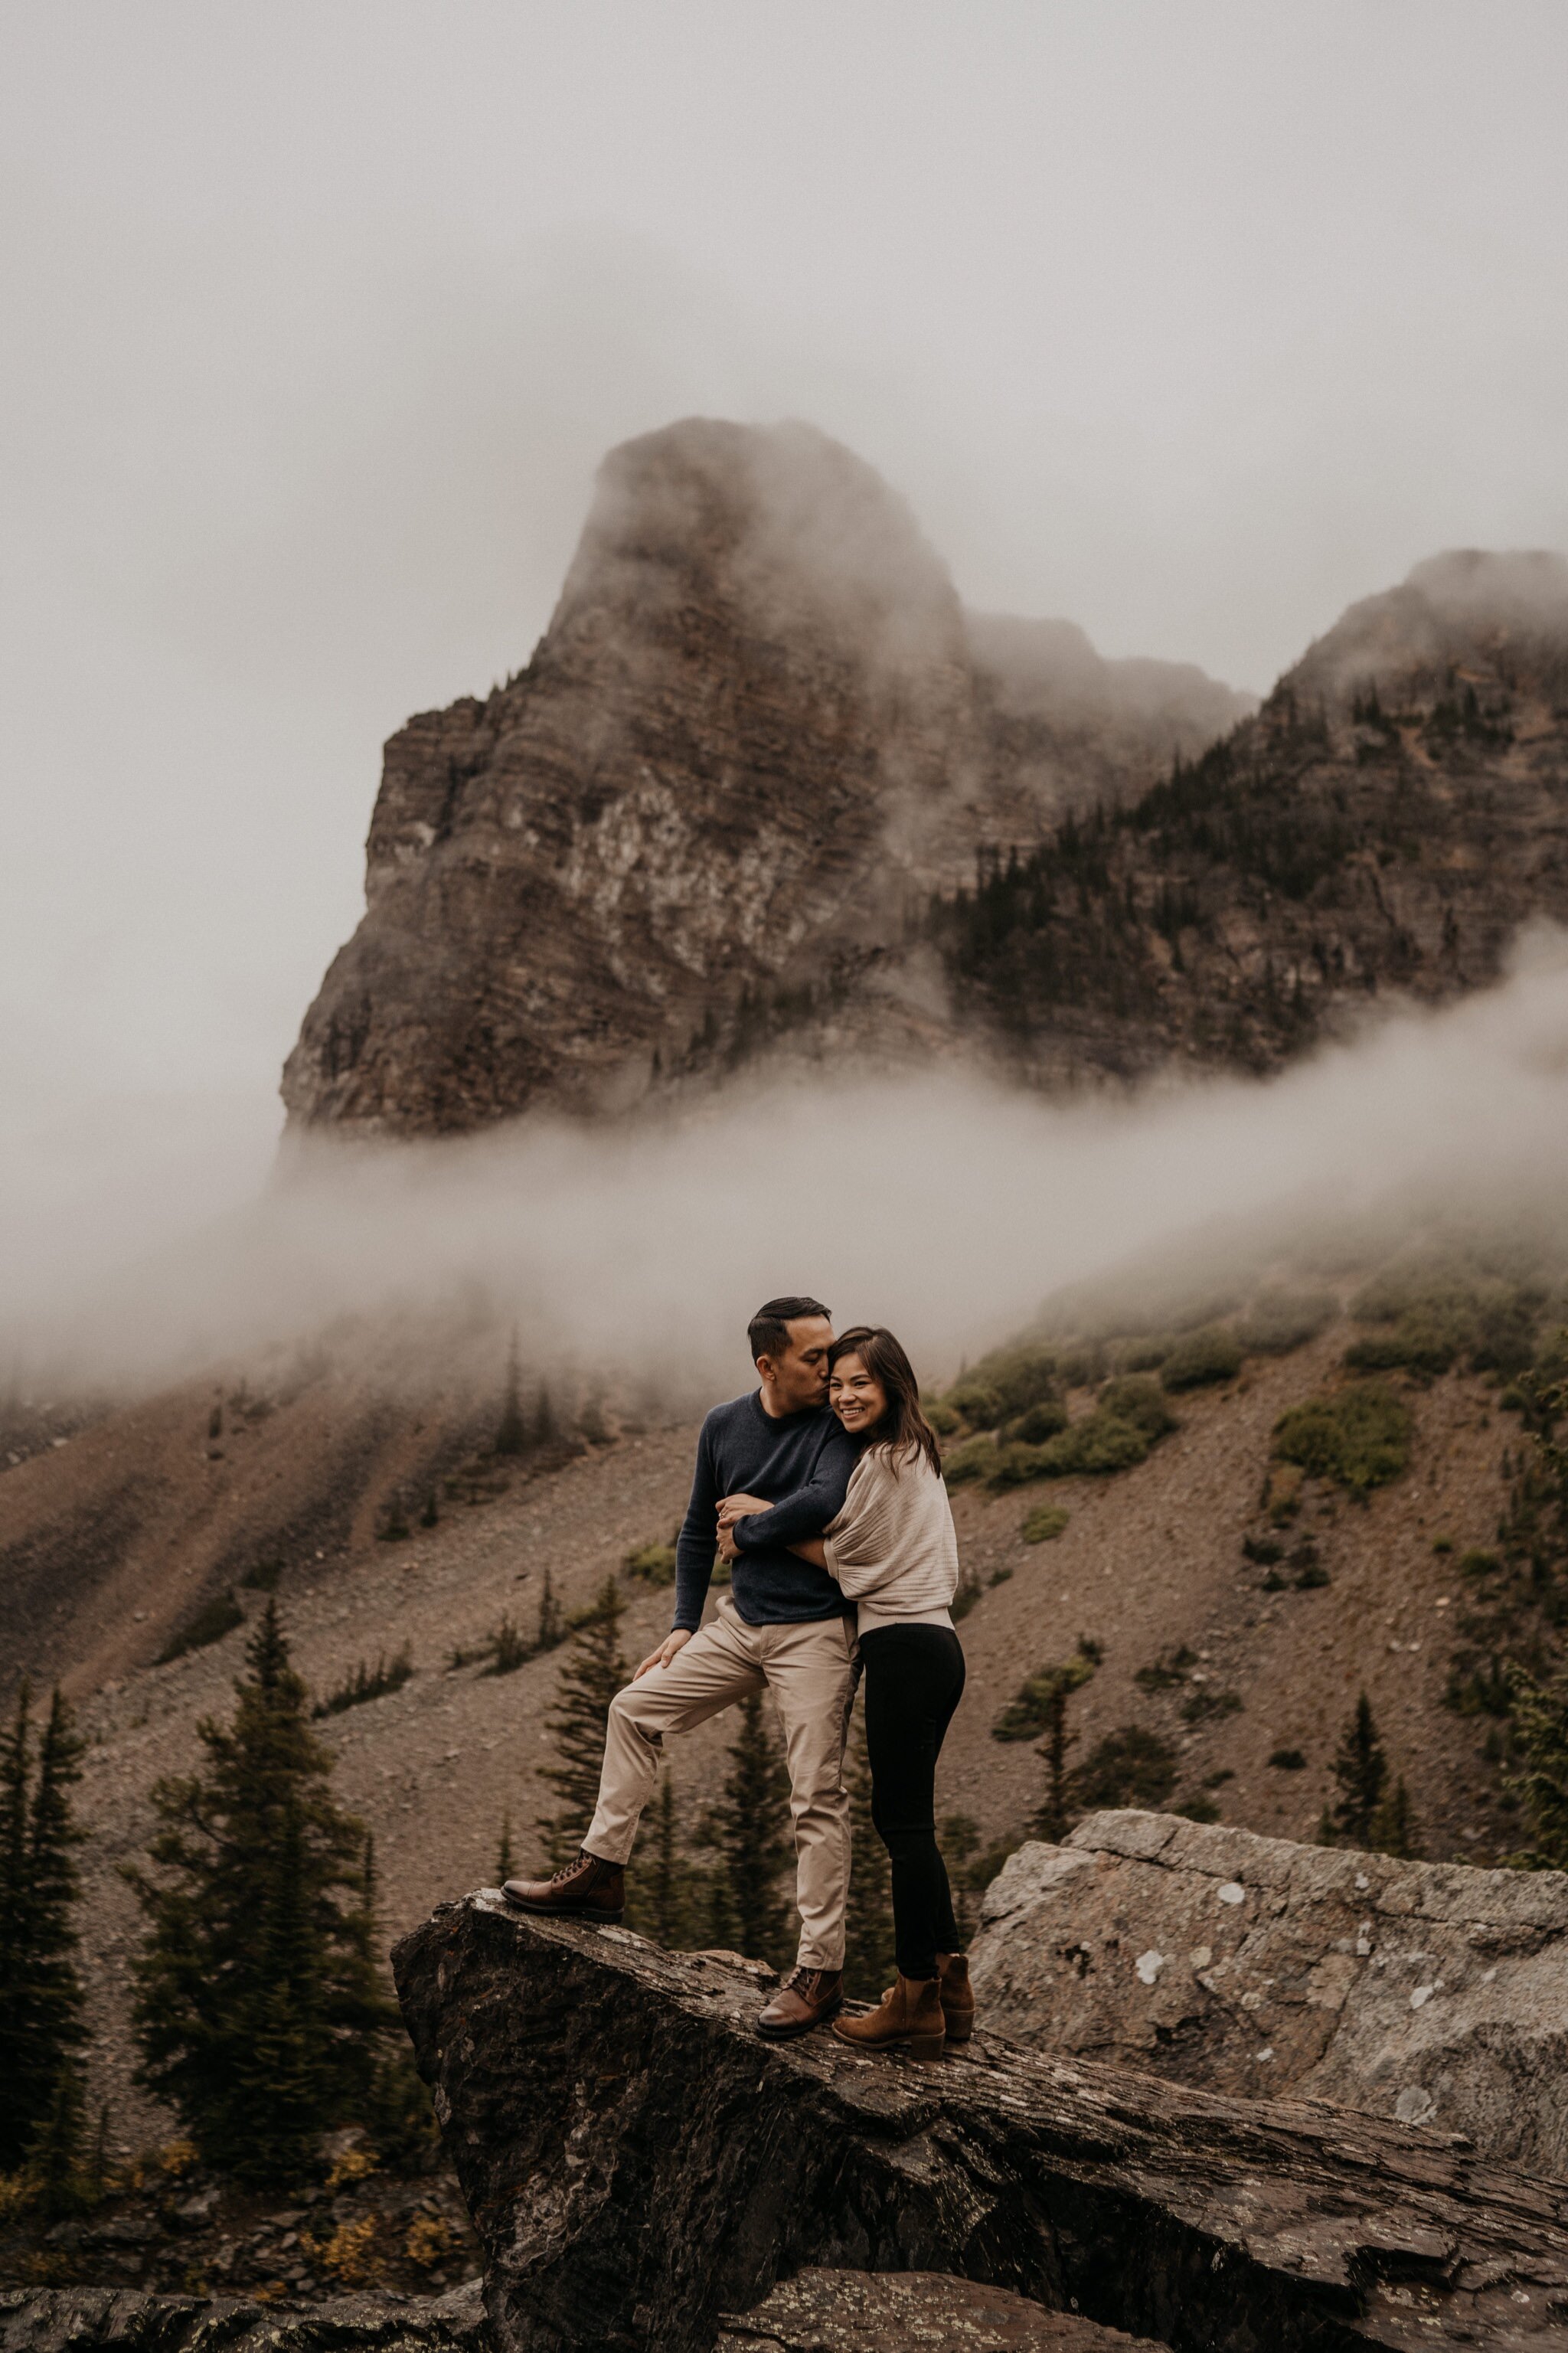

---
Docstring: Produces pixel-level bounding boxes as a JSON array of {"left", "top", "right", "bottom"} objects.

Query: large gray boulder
[
  {"left": 970, "top": 1812, "right": 1568, "bottom": 2175},
  {"left": 392, "top": 1888, "right": 1568, "bottom": 2353}
]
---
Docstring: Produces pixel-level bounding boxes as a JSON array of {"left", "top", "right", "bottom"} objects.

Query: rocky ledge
[
  {"left": 0, "top": 2283, "right": 486, "bottom": 2353},
  {"left": 971, "top": 1812, "right": 1568, "bottom": 2176},
  {"left": 391, "top": 1890, "right": 1568, "bottom": 2353}
]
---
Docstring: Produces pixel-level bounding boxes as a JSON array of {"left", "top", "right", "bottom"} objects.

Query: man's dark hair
[{"left": 748, "top": 1296, "right": 831, "bottom": 1365}]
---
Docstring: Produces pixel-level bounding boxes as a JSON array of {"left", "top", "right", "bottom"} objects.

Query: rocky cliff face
[
  {"left": 282, "top": 428, "right": 1568, "bottom": 1130},
  {"left": 282, "top": 420, "right": 1250, "bottom": 1138},
  {"left": 969, "top": 1813, "right": 1568, "bottom": 2178}
]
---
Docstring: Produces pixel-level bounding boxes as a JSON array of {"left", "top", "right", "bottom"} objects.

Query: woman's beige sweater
[{"left": 823, "top": 1445, "right": 960, "bottom": 1635}]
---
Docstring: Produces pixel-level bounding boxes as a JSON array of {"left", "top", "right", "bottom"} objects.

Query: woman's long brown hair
[{"left": 828, "top": 1325, "right": 943, "bottom": 1476}]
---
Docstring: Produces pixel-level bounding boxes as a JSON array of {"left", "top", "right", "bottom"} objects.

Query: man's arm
[
  {"left": 727, "top": 1428, "right": 858, "bottom": 1554},
  {"left": 670, "top": 1420, "right": 721, "bottom": 1632}
]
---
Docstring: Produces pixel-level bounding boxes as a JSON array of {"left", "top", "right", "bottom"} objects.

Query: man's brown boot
[
  {"left": 502, "top": 1850, "right": 624, "bottom": 1923},
  {"left": 936, "top": 1952, "right": 975, "bottom": 2044},
  {"left": 756, "top": 1966, "right": 844, "bottom": 2041},
  {"left": 832, "top": 1972, "right": 946, "bottom": 2059}
]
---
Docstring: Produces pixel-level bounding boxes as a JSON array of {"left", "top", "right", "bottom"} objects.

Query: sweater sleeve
[
  {"left": 671, "top": 1419, "right": 720, "bottom": 1632},
  {"left": 730, "top": 1427, "right": 860, "bottom": 1554},
  {"left": 821, "top": 1455, "right": 903, "bottom": 1598}
]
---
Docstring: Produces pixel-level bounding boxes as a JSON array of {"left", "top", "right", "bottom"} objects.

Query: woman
[{"left": 724, "top": 1325, "right": 972, "bottom": 2059}]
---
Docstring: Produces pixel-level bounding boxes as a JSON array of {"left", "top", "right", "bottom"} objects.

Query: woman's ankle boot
[
  {"left": 831, "top": 1973, "right": 946, "bottom": 2060},
  {"left": 936, "top": 1952, "right": 975, "bottom": 2044}
]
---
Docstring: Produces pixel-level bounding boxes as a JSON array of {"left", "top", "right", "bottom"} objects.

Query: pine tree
[
  {"left": 126, "top": 1601, "right": 400, "bottom": 2185},
  {"left": 1504, "top": 1664, "right": 1568, "bottom": 1868},
  {"left": 534, "top": 1383, "right": 557, "bottom": 1448},
  {"left": 536, "top": 1578, "right": 628, "bottom": 1865},
  {"left": 535, "top": 1565, "right": 564, "bottom": 1655},
  {"left": 25, "top": 2057, "right": 90, "bottom": 2222},
  {"left": 841, "top": 1704, "right": 896, "bottom": 1999},
  {"left": 1325, "top": 1691, "right": 1389, "bottom": 1847},
  {"left": 495, "top": 1813, "right": 516, "bottom": 1883},
  {"left": 0, "top": 1680, "right": 35, "bottom": 2169},
  {"left": 495, "top": 1332, "right": 525, "bottom": 1457},
  {"left": 625, "top": 1773, "right": 697, "bottom": 1948},
  {"left": 1027, "top": 1657, "right": 1097, "bottom": 1842},
  {"left": 705, "top": 1696, "right": 794, "bottom": 1969},
  {"left": 0, "top": 1684, "right": 87, "bottom": 2171},
  {"left": 1370, "top": 1775, "right": 1419, "bottom": 1860}
]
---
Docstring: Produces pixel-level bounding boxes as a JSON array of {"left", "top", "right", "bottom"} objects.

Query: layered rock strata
[
  {"left": 0, "top": 2286, "right": 486, "bottom": 2353},
  {"left": 969, "top": 1813, "right": 1568, "bottom": 2176},
  {"left": 391, "top": 1889, "right": 1568, "bottom": 2353}
]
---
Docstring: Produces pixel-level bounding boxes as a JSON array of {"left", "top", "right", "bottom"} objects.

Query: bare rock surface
[
  {"left": 0, "top": 2284, "right": 486, "bottom": 2353},
  {"left": 714, "top": 2268, "right": 1165, "bottom": 2350},
  {"left": 392, "top": 1888, "right": 1568, "bottom": 2352},
  {"left": 971, "top": 1814, "right": 1568, "bottom": 2178},
  {"left": 282, "top": 417, "right": 1248, "bottom": 1138}
]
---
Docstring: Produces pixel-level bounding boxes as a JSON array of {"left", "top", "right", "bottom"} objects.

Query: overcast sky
[{"left": 2, "top": 0, "right": 1566, "bottom": 1199}]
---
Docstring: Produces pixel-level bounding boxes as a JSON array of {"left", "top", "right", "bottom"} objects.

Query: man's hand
[
  {"left": 633, "top": 1628, "right": 693, "bottom": 1681},
  {"left": 717, "top": 1492, "right": 771, "bottom": 1528}
]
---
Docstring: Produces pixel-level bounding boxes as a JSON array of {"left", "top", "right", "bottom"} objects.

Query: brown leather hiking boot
[
  {"left": 755, "top": 1966, "right": 844, "bottom": 2041},
  {"left": 936, "top": 1951, "right": 975, "bottom": 2043},
  {"left": 832, "top": 1972, "right": 945, "bottom": 2059},
  {"left": 502, "top": 1850, "right": 624, "bottom": 1923}
]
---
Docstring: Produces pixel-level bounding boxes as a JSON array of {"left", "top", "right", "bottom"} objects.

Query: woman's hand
[{"left": 717, "top": 1523, "right": 741, "bottom": 1564}]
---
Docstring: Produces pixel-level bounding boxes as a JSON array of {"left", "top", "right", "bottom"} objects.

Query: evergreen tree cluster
[
  {"left": 0, "top": 1684, "right": 87, "bottom": 2175},
  {"left": 525, "top": 1582, "right": 805, "bottom": 1967},
  {"left": 1319, "top": 1691, "right": 1419, "bottom": 1858},
  {"left": 126, "top": 1603, "right": 417, "bottom": 2186}
]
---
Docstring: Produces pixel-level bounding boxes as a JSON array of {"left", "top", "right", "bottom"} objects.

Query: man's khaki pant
[{"left": 583, "top": 1597, "right": 859, "bottom": 1972}]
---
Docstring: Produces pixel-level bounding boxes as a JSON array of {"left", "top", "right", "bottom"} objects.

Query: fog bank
[{"left": 4, "top": 932, "right": 1568, "bottom": 1405}]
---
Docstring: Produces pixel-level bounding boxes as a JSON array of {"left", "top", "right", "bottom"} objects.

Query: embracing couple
[{"left": 503, "top": 1296, "right": 972, "bottom": 2061}]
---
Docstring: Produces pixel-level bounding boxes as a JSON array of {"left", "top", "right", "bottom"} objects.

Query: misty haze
[{"left": 5, "top": 9, "right": 1568, "bottom": 2349}]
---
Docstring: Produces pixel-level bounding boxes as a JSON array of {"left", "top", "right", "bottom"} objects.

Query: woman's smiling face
[{"left": 829, "top": 1352, "right": 887, "bottom": 1436}]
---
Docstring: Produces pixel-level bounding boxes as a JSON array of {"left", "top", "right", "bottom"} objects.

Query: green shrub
[
  {"left": 946, "top": 1381, "right": 1004, "bottom": 1429},
  {"left": 1116, "top": 1335, "right": 1174, "bottom": 1373},
  {"left": 625, "top": 1541, "right": 678, "bottom": 1586},
  {"left": 1294, "top": 1562, "right": 1331, "bottom": 1590},
  {"left": 1269, "top": 1747, "right": 1308, "bottom": 1770},
  {"left": 1272, "top": 1381, "right": 1414, "bottom": 1492},
  {"left": 1242, "top": 1534, "right": 1284, "bottom": 1565},
  {"left": 1459, "top": 1547, "right": 1501, "bottom": 1580},
  {"left": 314, "top": 1643, "right": 415, "bottom": 1716},
  {"left": 925, "top": 1399, "right": 962, "bottom": 1437},
  {"left": 1179, "top": 1685, "right": 1243, "bottom": 1725},
  {"left": 1174, "top": 1794, "right": 1221, "bottom": 1822},
  {"left": 1054, "top": 1342, "right": 1108, "bottom": 1390},
  {"left": 1160, "top": 1325, "right": 1243, "bottom": 1391},
  {"left": 1098, "top": 1375, "right": 1177, "bottom": 1440},
  {"left": 1004, "top": 1397, "right": 1069, "bottom": 1443},
  {"left": 1072, "top": 1724, "right": 1178, "bottom": 1811},
  {"left": 1021, "top": 1502, "right": 1070, "bottom": 1544},
  {"left": 157, "top": 1590, "right": 243, "bottom": 1665},
  {"left": 974, "top": 1345, "right": 1061, "bottom": 1418},
  {"left": 986, "top": 1442, "right": 1052, "bottom": 1490},
  {"left": 1236, "top": 1289, "right": 1336, "bottom": 1356},
  {"left": 1135, "top": 1645, "right": 1196, "bottom": 1692},
  {"left": 1344, "top": 1313, "right": 1462, "bottom": 1376},
  {"left": 991, "top": 1645, "right": 1100, "bottom": 1743},
  {"left": 942, "top": 1435, "right": 998, "bottom": 1486},
  {"left": 1033, "top": 1412, "right": 1149, "bottom": 1478}
]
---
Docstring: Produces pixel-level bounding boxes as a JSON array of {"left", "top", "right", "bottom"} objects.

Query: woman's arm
[{"left": 788, "top": 1536, "right": 828, "bottom": 1568}]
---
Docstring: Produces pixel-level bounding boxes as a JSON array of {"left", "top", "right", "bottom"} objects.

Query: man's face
[{"left": 760, "top": 1315, "right": 835, "bottom": 1411}]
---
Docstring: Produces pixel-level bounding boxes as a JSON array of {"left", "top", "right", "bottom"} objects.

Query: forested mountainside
[{"left": 935, "top": 550, "right": 1568, "bottom": 1082}]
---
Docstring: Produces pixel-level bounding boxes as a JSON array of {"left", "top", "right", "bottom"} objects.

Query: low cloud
[{"left": 6, "top": 928, "right": 1568, "bottom": 1410}]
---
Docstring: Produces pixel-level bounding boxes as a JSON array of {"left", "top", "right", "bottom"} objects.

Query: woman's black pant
[{"left": 858, "top": 1623, "right": 966, "bottom": 1980}]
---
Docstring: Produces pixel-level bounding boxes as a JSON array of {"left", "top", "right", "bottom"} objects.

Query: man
[{"left": 504, "top": 1295, "right": 859, "bottom": 2040}]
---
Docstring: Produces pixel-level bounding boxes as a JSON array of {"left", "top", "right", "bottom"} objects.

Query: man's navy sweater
[{"left": 672, "top": 1391, "right": 859, "bottom": 1631}]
